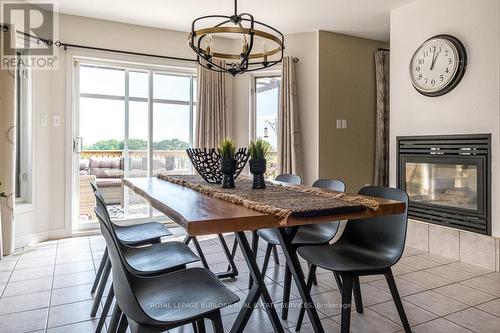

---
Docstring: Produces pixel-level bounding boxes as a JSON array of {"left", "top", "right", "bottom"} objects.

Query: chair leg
[
  {"left": 281, "top": 265, "right": 292, "bottom": 320},
  {"left": 91, "top": 248, "right": 108, "bottom": 293},
  {"left": 307, "top": 263, "right": 318, "bottom": 286},
  {"left": 117, "top": 313, "right": 128, "bottom": 333},
  {"left": 340, "top": 274, "right": 354, "bottom": 333},
  {"left": 108, "top": 304, "right": 122, "bottom": 333},
  {"left": 91, "top": 258, "right": 111, "bottom": 317},
  {"left": 195, "top": 319, "right": 206, "bottom": 333},
  {"left": 295, "top": 265, "right": 317, "bottom": 331},
  {"left": 333, "top": 272, "right": 343, "bottom": 290},
  {"left": 272, "top": 244, "right": 280, "bottom": 265},
  {"left": 96, "top": 284, "right": 114, "bottom": 333},
  {"left": 261, "top": 243, "right": 273, "bottom": 277},
  {"left": 248, "top": 231, "right": 259, "bottom": 290},
  {"left": 353, "top": 277, "right": 364, "bottom": 313},
  {"left": 385, "top": 269, "right": 411, "bottom": 333},
  {"left": 209, "top": 311, "right": 225, "bottom": 333}
]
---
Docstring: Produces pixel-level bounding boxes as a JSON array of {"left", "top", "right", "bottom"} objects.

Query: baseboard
[{"left": 14, "top": 229, "right": 71, "bottom": 249}]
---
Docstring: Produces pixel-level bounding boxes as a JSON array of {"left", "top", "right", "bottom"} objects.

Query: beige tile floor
[{"left": 0, "top": 228, "right": 499, "bottom": 333}]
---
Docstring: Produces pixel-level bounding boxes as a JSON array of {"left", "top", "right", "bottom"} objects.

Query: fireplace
[{"left": 397, "top": 134, "right": 491, "bottom": 235}]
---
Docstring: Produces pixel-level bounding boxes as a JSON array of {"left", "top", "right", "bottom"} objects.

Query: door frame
[{"left": 65, "top": 49, "right": 197, "bottom": 234}]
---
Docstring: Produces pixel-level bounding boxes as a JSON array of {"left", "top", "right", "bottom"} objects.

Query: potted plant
[
  {"left": 248, "top": 139, "right": 272, "bottom": 189},
  {"left": 219, "top": 138, "right": 237, "bottom": 188}
]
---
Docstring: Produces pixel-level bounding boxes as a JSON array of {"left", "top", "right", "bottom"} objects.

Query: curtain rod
[
  {"left": 9, "top": 28, "right": 300, "bottom": 66},
  {"left": 13, "top": 28, "right": 198, "bottom": 63}
]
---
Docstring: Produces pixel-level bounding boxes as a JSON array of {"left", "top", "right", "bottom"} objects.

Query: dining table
[{"left": 124, "top": 176, "right": 406, "bottom": 333}]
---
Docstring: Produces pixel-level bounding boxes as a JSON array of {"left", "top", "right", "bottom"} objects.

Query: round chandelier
[{"left": 188, "top": 0, "right": 284, "bottom": 76}]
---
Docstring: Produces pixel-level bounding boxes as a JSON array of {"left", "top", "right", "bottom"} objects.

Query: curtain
[
  {"left": 373, "top": 50, "right": 390, "bottom": 186},
  {"left": 195, "top": 62, "right": 229, "bottom": 148},
  {"left": 0, "top": 26, "right": 16, "bottom": 257},
  {"left": 278, "top": 57, "right": 303, "bottom": 177}
]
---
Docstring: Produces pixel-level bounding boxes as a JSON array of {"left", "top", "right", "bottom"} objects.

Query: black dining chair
[
  {"left": 95, "top": 206, "right": 239, "bottom": 333},
  {"left": 254, "top": 178, "right": 347, "bottom": 320},
  {"left": 296, "top": 186, "right": 411, "bottom": 333},
  {"left": 89, "top": 182, "right": 171, "bottom": 297},
  {"left": 91, "top": 189, "right": 200, "bottom": 332}
]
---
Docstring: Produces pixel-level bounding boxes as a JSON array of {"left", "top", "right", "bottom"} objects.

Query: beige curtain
[
  {"left": 373, "top": 50, "right": 390, "bottom": 186},
  {"left": 278, "top": 57, "right": 303, "bottom": 177},
  {"left": 195, "top": 62, "right": 229, "bottom": 148},
  {"left": 0, "top": 26, "right": 16, "bottom": 257}
]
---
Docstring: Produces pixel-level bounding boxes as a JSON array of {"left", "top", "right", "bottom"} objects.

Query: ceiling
[{"left": 52, "top": 0, "right": 415, "bottom": 42}]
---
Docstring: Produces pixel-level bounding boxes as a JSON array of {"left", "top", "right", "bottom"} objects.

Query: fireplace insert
[{"left": 397, "top": 134, "right": 491, "bottom": 235}]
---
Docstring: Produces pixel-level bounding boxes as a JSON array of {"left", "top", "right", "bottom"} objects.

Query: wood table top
[{"left": 124, "top": 177, "right": 406, "bottom": 236}]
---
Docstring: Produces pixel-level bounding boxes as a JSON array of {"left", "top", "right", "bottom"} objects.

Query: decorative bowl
[{"left": 186, "top": 148, "right": 249, "bottom": 184}]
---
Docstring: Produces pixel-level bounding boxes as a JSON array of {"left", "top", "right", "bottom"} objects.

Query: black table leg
[
  {"left": 275, "top": 227, "right": 325, "bottom": 333},
  {"left": 184, "top": 234, "right": 239, "bottom": 279},
  {"left": 248, "top": 230, "right": 259, "bottom": 289},
  {"left": 230, "top": 231, "right": 284, "bottom": 333}
]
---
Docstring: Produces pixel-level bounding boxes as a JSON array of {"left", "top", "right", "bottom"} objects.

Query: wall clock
[{"left": 410, "top": 34, "right": 467, "bottom": 97}]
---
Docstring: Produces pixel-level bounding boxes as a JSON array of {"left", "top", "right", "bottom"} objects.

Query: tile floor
[{"left": 0, "top": 228, "right": 499, "bottom": 333}]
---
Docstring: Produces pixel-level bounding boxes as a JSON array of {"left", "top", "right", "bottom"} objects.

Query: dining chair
[
  {"left": 296, "top": 186, "right": 411, "bottom": 333},
  {"left": 91, "top": 189, "right": 200, "bottom": 333},
  {"left": 254, "top": 178, "right": 347, "bottom": 320},
  {"left": 95, "top": 206, "right": 240, "bottom": 333},
  {"left": 89, "top": 182, "right": 170, "bottom": 296}
]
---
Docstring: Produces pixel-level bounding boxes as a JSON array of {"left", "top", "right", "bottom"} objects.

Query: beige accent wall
[{"left": 318, "top": 31, "right": 388, "bottom": 192}]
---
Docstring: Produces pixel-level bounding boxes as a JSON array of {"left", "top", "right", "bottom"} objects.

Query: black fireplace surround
[{"left": 397, "top": 134, "right": 491, "bottom": 235}]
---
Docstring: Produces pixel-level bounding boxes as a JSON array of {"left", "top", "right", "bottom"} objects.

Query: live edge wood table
[{"left": 124, "top": 177, "right": 406, "bottom": 333}]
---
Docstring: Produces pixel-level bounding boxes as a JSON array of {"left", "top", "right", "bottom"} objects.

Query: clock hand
[
  {"left": 430, "top": 46, "right": 436, "bottom": 70},
  {"left": 431, "top": 47, "right": 442, "bottom": 70}
]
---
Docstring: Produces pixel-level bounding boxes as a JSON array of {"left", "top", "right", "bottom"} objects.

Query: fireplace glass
[{"left": 405, "top": 162, "right": 478, "bottom": 211}]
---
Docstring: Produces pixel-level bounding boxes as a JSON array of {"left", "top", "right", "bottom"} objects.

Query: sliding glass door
[{"left": 74, "top": 61, "right": 195, "bottom": 229}]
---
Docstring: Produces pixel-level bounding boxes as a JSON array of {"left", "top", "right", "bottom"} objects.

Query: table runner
[{"left": 157, "top": 174, "right": 379, "bottom": 226}]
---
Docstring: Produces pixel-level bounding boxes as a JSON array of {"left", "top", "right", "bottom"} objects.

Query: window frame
[
  {"left": 15, "top": 54, "right": 33, "bottom": 204},
  {"left": 76, "top": 62, "right": 197, "bottom": 178}
]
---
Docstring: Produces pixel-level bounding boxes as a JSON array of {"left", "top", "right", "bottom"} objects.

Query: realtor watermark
[{"left": 1, "top": 1, "right": 58, "bottom": 70}]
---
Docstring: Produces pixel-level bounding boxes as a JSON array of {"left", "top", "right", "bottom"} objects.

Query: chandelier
[{"left": 188, "top": 0, "right": 284, "bottom": 76}]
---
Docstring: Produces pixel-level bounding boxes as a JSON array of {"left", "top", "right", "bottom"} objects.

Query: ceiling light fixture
[{"left": 188, "top": 0, "right": 284, "bottom": 76}]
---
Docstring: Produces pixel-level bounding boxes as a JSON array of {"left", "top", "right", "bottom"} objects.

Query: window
[
  {"left": 76, "top": 62, "right": 196, "bottom": 223},
  {"left": 15, "top": 55, "right": 33, "bottom": 203},
  {"left": 78, "top": 64, "right": 196, "bottom": 176},
  {"left": 252, "top": 75, "right": 281, "bottom": 179}
]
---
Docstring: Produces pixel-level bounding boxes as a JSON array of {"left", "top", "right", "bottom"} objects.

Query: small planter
[
  {"left": 249, "top": 158, "right": 267, "bottom": 189},
  {"left": 220, "top": 158, "right": 237, "bottom": 188}
]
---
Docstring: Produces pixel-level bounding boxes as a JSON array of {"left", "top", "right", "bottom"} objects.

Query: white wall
[
  {"left": 231, "top": 32, "right": 320, "bottom": 185},
  {"left": 390, "top": 0, "right": 500, "bottom": 237}
]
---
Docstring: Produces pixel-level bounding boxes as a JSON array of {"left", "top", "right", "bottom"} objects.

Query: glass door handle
[{"left": 74, "top": 137, "right": 83, "bottom": 153}]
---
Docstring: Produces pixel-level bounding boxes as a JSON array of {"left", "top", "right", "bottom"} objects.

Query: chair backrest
[
  {"left": 312, "top": 179, "right": 346, "bottom": 192},
  {"left": 95, "top": 206, "right": 153, "bottom": 324},
  {"left": 340, "top": 186, "right": 409, "bottom": 266},
  {"left": 91, "top": 187, "right": 118, "bottom": 228},
  {"left": 275, "top": 173, "right": 302, "bottom": 185}
]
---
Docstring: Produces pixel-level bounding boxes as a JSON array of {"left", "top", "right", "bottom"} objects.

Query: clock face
[{"left": 410, "top": 35, "right": 467, "bottom": 97}]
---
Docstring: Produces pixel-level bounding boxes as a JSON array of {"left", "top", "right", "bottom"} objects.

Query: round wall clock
[{"left": 409, "top": 34, "right": 467, "bottom": 97}]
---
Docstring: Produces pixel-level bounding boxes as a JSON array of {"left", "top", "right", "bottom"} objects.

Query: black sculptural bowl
[{"left": 186, "top": 148, "right": 249, "bottom": 184}]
